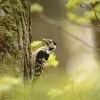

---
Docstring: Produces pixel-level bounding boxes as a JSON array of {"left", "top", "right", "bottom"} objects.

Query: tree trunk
[
  {"left": 0, "top": 0, "right": 31, "bottom": 80},
  {"left": 92, "top": 21, "right": 100, "bottom": 60}
]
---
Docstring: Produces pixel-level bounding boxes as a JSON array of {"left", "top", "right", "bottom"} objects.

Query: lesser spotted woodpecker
[{"left": 32, "top": 39, "right": 57, "bottom": 79}]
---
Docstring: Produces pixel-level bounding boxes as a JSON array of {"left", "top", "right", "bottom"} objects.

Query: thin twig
[
  {"left": 93, "top": 8, "right": 100, "bottom": 21},
  {"left": 38, "top": 14, "right": 100, "bottom": 51},
  {"left": 60, "top": 27, "right": 96, "bottom": 51},
  {"left": 78, "top": 2, "right": 100, "bottom": 13},
  {"left": 70, "top": 20, "right": 100, "bottom": 30},
  {"left": 91, "top": 3, "right": 100, "bottom": 22},
  {"left": 39, "top": 14, "right": 61, "bottom": 26},
  {"left": 39, "top": 14, "right": 100, "bottom": 29},
  {"left": 78, "top": 2, "right": 100, "bottom": 22}
]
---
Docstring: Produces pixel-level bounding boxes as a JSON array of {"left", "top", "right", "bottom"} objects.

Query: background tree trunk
[{"left": 0, "top": 0, "right": 31, "bottom": 80}]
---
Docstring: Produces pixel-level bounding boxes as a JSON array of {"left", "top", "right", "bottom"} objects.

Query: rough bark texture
[{"left": 0, "top": 0, "right": 31, "bottom": 80}]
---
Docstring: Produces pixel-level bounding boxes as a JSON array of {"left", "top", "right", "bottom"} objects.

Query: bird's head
[{"left": 42, "top": 39, "right": 57, "bottom": 53}]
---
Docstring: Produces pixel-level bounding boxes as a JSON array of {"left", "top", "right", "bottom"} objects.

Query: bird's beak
[
  {"left": 43, "top": 39, "right": 48, "bottom": 43},
  {"left": 43, "top": 39, "right": 47, "bottom": 42},
  {"left": 42, "top": 39, "right": 48, "bottom": 45}
]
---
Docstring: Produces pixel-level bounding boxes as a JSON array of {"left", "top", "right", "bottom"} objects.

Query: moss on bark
[{"left": 0, "top": 0, "right": 31, "bottom": 79}]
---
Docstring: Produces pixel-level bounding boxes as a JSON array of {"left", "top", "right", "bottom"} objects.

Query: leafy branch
[{"left": 77, "top": 2, "right": 100, "bottom": 22}]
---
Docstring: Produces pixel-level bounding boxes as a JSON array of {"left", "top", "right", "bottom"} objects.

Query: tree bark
[{"left": 0, "top": 0, "right": 31, "bottom": 80}]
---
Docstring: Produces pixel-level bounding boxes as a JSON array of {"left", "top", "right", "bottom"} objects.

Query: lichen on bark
[{"left": 0, "top": 0, "right": 31, "bottom": 80}]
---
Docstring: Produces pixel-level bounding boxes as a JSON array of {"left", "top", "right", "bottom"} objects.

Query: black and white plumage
[{"left": 32, "top": 39, "right": 57, "bottom": 79}]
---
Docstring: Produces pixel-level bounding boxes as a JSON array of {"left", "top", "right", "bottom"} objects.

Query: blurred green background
[{"left": 1, "top": 0, "right": 100, "bottom": 100}]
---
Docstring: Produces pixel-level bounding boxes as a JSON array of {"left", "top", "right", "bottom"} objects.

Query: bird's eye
[
  {"left": 49, "top": 41, "right": 52, "bottom": 44},
  {"left": 52, "top": 41, "right": 57, "bottom": 45}
]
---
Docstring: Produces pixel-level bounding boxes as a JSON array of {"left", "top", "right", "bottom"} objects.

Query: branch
[
  {"left": 39, "top": 14, "right": 100, "bottom": 29},
  {"left": 78, "top": 2, "right": 100, "bottom": 22},
  {"left": 78, "top": 2, "right": 100, "bottom": 13},
  {"left": 70, "top": 20, "right": 100, "bottom": 30},
  {"left": 38, "top": 14, "right": 100, "bottom": 51},
  {"left": 91, "top": 3, "right": 100, "bottom": 22},
  {"left": 93, "top": 8, "right": 100, "bottom": 21}
]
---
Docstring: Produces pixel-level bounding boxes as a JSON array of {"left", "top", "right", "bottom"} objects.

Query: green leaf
[
  {"left": 67, "top": 12, "right": 90, "bottom": 23},
  {"left": 66, "top": 0, "right": 81, "bottom": 8},
  {"left": 31, "top": 41, "right": 43, "bottom": 53},
  {"left": 0, "top": 77, "right": 20, "bottom": 92},
  {"left": 82, "top": 0, "right": 100, "bottom": 3},
  {"left": 46, "top": 53, "right": 59, "bottom": 68},
  {"left": 66, "top": 0, "right": 100, "bottom": 8},
  {"left": 31, "top": 3, "right": 44, "bottom": 13},
  {"left": 86, "top": 11, "right": 95, "bottom": 19},
  {"left": 67, "top": 12, "right": 77, "bottom": 20},
  {"left": 47, "top": 89, "right": 64, "bottom": 99}
]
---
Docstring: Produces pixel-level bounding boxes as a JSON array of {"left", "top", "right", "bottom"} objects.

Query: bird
[{"left": 31, "top": 39, "right": 57, "bottom": 81}]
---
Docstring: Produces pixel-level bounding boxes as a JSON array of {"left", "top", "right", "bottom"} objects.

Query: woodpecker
[{"left": 32, "top": 39, "right": 57, "bottom": 79}]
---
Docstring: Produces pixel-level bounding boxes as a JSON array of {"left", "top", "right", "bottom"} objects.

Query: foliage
[
  {"left": 67, "top": 12, "right": 90, "bottom": 23},
  {"left": 0, "top": 77, "right": 34, "bottom": 100},
  {"left": 66, "top": 0, "right": 100, "bottom": 8},
  {"left": 31, "top": 41, "right": 59, "bottom": 68},
  {"left": 31, "top": 3, "right": 44, "bottom": 13},
  {"left": 0, "top": 77, "right": 20, "bottom": 92},
  {"left": 66, "top": 0, "right": 100, "bottom": 23},
  {"left": 66, "top": 0, "right": 81, "bottom": 8},
  {"left": 47, "top": 70, "right": 100, "bottom": 100},
  {"left": 1, "top": 70, "right": 100, "bottom": 100},
  {"left": 47, "top": 88, "right": 64, "bottom": 99},
  {"left": 46, "top": 53, "right": 58, "bottom": 68},
  {"left": 31, "top": 41, "right": 43, "bottom": 52}
]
